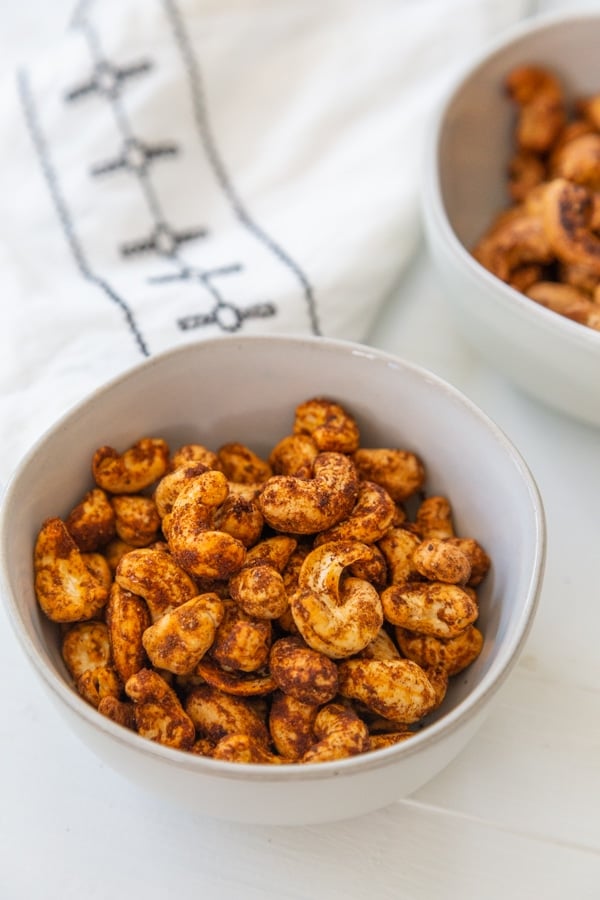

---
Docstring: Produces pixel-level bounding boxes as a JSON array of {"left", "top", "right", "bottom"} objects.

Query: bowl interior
[
  {"left": 0, "top": 336, "right": 544, "bottom": 769},
  {"left": 438, "top": 13, "right": 600, "bottom": 249}
]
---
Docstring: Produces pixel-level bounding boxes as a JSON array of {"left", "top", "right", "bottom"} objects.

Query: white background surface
[{"left": 1, "top": 2, "right": 600, "bottom": 898}]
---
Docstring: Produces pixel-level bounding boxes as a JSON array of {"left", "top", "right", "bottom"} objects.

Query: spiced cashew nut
[{"left": 290, "top": 540, "right": 384, "bottom": 658}]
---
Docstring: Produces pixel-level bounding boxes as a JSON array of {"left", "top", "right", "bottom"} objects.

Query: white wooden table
[{"left": 1, "top": 3, "right": 599, "bottom": 898}]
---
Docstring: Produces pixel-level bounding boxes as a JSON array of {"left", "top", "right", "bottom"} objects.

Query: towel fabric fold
[{"left": 0, "top": 0, "right": 533, "bottom": 484}]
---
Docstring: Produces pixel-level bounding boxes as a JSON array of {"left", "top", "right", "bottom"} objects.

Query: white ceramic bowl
[
  {"left": 422, "top": 10, "right": 600, "bottom": 427},
  {"left": 0, "top": 335, "right": 545, "bottom": 825}
]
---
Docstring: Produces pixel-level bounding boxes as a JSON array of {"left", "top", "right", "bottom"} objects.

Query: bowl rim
[
  {"left": 0, "top": 334, "right": 546, "bottom": 782},
  {"left": 422, "top": 7, "right": 600, "bottom": 349}
]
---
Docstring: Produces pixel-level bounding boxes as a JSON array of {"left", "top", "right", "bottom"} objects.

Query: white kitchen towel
[{"left": 0, "top": 0, "right": 533, "bottom": 484}]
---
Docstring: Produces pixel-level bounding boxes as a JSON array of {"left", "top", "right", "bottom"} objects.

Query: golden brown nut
[
  {"left": 217, "top": 442, "right": 272, "bottom": 484},
  {"left": 301, "top": 703, "right": 369, "bottom": 763},
  {"left": 211, "top": 490, "right": 264, "bottom": 548},
  {"left": 293, "top": 397, "right": 360, "bottom": 453},
  {"left": 381, "top": 582, "right": 478, "bottom": 639},
  {"left": 347, "top": 542, "right": 388, "bottom": 590},
  {"left": 541, "top": 177, "right": 600, "bottom": 275},
  {"left": 551, "top": 132, "right": 600, "bottom": 190},
  {"left": 526, "top": 280, "right": 600, "bottom": 330},
  {"left": 359, "top": 628, "right": 401, "bottom": 660},
  {"left": 76, "top": 665, "right": 121, "bottom": 708},
  {"left": 368, "top": 731, "right": 415, "bottom": 751},
  {"left": 211, "top": 733, "right": 286, "bottom": 764},
  {"left": 185, "top": 684, "right": 270, "bottom": 746},
  {"left": 229, "top": 536, "right": 297, "bottom": 620},
  {"left": 507, "top": 149, "right": 547, "bottom": 202},
  {"left": 106, "top": 582, "right": 151, "bottom": 682},
  {"left": 505, "top": 65, "right": 565, "bottom": 153},
  {"left": 269, "top": 691, "right": 319, "bottom": 760},
  {"left": 444, "top": 537, "right": 491, "bottom": 586},
  {"left": 154, "top": 461, "right": 210, "bottom": 517},
  {"left": 65, "top": 488, "right": 116, "bottom": 551},
  {"left": 34, "top": 518, "right": 109, "bottom": 623},
  {"left": 111, "top": 495, "right": 161, "bottom": 548},
  {"left": 125, "top": 668, "right": 195, "bottom": 750},
  {"left": 313, "top": 481, "right": 396, "bottom": 546},
  {"left": 413, "top": 538, "right": 472, "bottom": 585},
  {"left": 396, "top": 625, "right": 484, "bottom": 676},
  {"left": 415, "top": 496, "right": 455, "bottom": 540},
  {"left": 290, "top": 541, "right": 383, "bottom": 659},
  {"left": 377, "top": 527, "right": 422, "bottom": 584},
  {"left": 61, "top": 620, "right": 112, "bottom": 682},
  {"left": 472, "top": 211, "right": 553, "bottom": 283},
  {"left": 82, "top": 552, "right": 113, "bottom": 594},
  {"left": 352, "top": 448, "right": 425, "bottom": 502},
  {"left": 269, "top": 636, "right": 338, "bottom": 705},
  {"left": 209, "top": 603, "right": 271, "bottom": 673},
  {"left": 268, "top": 433, "right": 319, "bottom": 478},
  {"left": 258, "top": 452, "right": 359, "bottom": 535},
  {"left": 170, "top": 443, "right": 220, "bottom": 471},
  {"left": 337, "top": 658, "right": 438, "bottom": 723},
  {"left": 92, "top": 438, "right": 169, "bottom": 494},
  {"left": 103, "top": 538, "right": 136, "bottom": 572},
  {"left": 97, "top": 696, "right": 136, "bottom": 729},
  {"left": 163, "top": 470, "right": 246, "bottom": 580},
  {"left": 115, "top": 547, "right": 198, "bottom": 622},
  {"left": 195, "top": 658, "right": 277, "bottom": 696},
  {"left": 142, "top": 593, "right": 224, "bottom": 675}
]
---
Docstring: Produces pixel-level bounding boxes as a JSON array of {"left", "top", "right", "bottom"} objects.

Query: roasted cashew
[
  {"left": 269, "top": 691, "right": 319, "bottom": 760},
  {"left": 209, "top": 602, "right": 271, "bottom": 673},
  {"left": 154, "top": 461, "right": 209, "bottom": 518},
  {"left": 83, "top": 552, "right": 113, "bottom": 594},
  {"left": 195, "top": 657, "right": 276, "bottom": 696},
  {"left": 347, "top": 543, "right": 388, "bottom": 591},
  {"left": 526, "top": 280, "right": 600, "bottom": 330},
  {"left": 125, "top": 668, "right": 196, "bottom": 750},
  {"left": 551, "top": 133, "right": 600, "bottom": 190},
  {"left": 508, "top": 149, "right": 547, "bottom": 202},
  {"left": 351, "top": 448, "right": 425, "bottom": 502},
  {"left": 258, "top": 452, "right": 359, "bottom": 535},
  {"left": 212, "top": 489, "right": 264, "bottom": 548},
  {"left": 381, "top": 582, "right": 478, "bottom": 639},
  {"left": 359, "top": 628, "right": 401, "bottom": 660},
  {"left": 211, "top": 734, "right": 286, "bottom": 764},
  {"left": 103, "top": 538, "right": 136, "bottom": 572},
  {"left": 368, "top": 731, "right": 415, "bottom": 751},
  {"left": 61, "top": 620, "right": 112, "bottom": 682},
  {"left": 413, "top": 538, "right": 472, "bottom": 585},
  {"left": 269, "top": 636, "right": 338, "bottom": 705},
  {"left": 505, "top": 65, "right": 565, "bottom": 153},
  {"left": 163, "top": 470, "right": 246, "bottom": 580},
  {"left": 92, "top": 438, "right": 169, "bottom": 494},
  {"left": 106, "top": 582, "right": 151, "bottom": 682},
  {"left": 111, "top": 495, "right": 161, "bottom": 548},
  {"left": 313, "top": 481, "right": 396, "bottom": 546},
  {"left": 301, "top": 703, "right": 369, "bottom": 764},
  {"left": 268, "top": 433, "right": 319, "bottom": 478},
  {"left": 472, "top": 211, "right": 553, "bottom": 282},
  {"left": 65, "top": 488, "right": 116, "bottom": 552},
  {"left": 541, "top": 177, "right": 600, "bottom": 275},
  {"left": 185, "top": 684, "right": 270, "bottom": 746},
  {"left": 293, "top": 397, "right": 360, "bottom": 453},
  {"left": 290, "top": 540, "right": 383, "bottom": 658},
  {"left": 337, "top": 658, "right": 438, "bottom": 723},
  {"left": 115, "top": 547, "right": 198, "bottom": 622},
  {"left": 97, "top": 696, "right": 136, "bottom": 730},
  {"left": 396, "top": 625, "right": 484, "bottom": 676},
  {"left": 34, "top": 518, "right": 109, "bottom": 623},
  {"left": 170, "top": 443, "right": 220, "bottom": 472},
  {"left": 142, "top": 592, "right": 224, "bottom": 675},
  {"left": 217, "top": 442, "right": 272, "bottom": 484},
  {"left": 444, "top": 538, "right": 491, "bottom": 586},
  {"left": 377, "top": 527, "right": 422, "bottom": 584},
  {"left": 77, "top": 665, "right": 121, "bottom": 709},
  {"left": 229, "top": 536, "right": 297, "bottom": 620},
  {"left": 415, "top": 496, "right": 455, "bottom": 540}
]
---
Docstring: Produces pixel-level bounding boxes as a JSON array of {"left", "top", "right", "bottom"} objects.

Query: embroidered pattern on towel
[{"left": 17, "top": 0, "right": 320, "bottom": 357}]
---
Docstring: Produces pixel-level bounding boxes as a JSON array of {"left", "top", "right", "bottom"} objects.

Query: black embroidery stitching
[
  {"left": 162, "top": 0, "right": 321, "bottom": 336},
  {"left": 65, "top": 60, "right": 153, "bottom": 102},
  {"left": 91, "top": 137, "right": 179, "bottom": 177},
  {"left": 121, "top": 223, "right": 207, "bottom": 258},
  {"left": 17, "top": 68, "right": 150, "bottom": 358}
]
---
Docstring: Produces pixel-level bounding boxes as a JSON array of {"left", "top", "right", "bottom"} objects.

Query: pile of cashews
[
  {"left": 34, "top": 398, "right": 490, "bottom": 765},
  {"left": 473, "top": 64, "right": 600, "bottom": 331}
]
